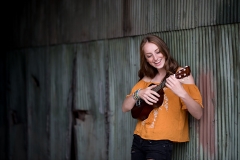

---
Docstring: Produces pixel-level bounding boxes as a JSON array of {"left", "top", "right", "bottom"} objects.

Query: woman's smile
[{"left": 154, "top": 58, "right": 162, "bottom": 64}]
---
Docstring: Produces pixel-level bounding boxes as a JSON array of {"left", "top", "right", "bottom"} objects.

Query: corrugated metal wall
[
  {"left": 4, "top": 46, "right": 75, "bottom": 160},
  {"left": 9, "top": 0, "right": 239, "bottom": 48},
  {"left": 2, "top": 0, "right": 239, "bottom": 160},
  {"left": 106, "top": 24, "right": 239, "bottom": 160},
  {"left": 73, "top": 24, "right": 240, "bottom": 160},
  {"left": 3, "top": 25, "right": 239, "bottom": 160},
  {"left": 5, "top": 51, "right": 28, "bottom": 160},
  {"left": 74, "top": 42, "right": 108, "bottom": 159}
]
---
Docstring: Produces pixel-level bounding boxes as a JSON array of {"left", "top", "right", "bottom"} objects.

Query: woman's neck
[{"left": 151, "top": 69, "right": 167, "bottom": 83}]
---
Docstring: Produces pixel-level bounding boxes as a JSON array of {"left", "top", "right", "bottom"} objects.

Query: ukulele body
[{"left": 131, "top": 84, "right": 165, "bottom": 121}]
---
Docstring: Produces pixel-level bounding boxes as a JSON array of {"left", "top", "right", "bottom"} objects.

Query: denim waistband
[{"left": 133, "top": 134, "right": 173, "bottom": 143}]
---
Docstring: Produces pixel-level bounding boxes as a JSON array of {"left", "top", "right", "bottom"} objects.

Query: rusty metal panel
[{"left": 74, "top": 41, "right": 108, "bottom": 160}]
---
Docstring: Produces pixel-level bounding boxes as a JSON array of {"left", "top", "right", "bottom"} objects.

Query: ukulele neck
[{"left": 151, "top": 74, "right": 169, "bottom": 92}]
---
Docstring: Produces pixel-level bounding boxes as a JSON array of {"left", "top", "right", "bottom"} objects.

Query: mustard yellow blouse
[{"left": 128, "top": 80, "right": 203, "bottom": 142}]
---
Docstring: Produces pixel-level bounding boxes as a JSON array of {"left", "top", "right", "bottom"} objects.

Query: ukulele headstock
[{"left": 175, "top": 66, "right": 191, "bottom": 79}]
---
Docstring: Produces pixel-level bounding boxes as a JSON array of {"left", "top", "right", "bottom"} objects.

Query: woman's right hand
[{"left": 138, "top": 85, "right": 160, "bottom": 105}]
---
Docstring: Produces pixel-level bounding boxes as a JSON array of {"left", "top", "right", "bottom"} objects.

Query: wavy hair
[{"left": 138, "top": 35, "right": 179, "bottom": 80}]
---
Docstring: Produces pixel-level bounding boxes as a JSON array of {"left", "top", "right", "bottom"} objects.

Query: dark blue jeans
[{"left": 131, "top": 134, "right": 173, "bottom": 160}]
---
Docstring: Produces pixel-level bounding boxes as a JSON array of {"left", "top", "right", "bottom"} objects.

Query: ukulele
[{"left": 131, "top": 66, "right": 191, "bottom": 121}]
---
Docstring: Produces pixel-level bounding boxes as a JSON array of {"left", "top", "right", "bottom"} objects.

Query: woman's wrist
[{"left": 132, "top": 89, "right": 141, "bottom": 100}]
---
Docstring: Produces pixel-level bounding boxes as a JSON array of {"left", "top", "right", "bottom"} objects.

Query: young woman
[{"left": 122, "top": 35, "right": 203, "bottom": 160}]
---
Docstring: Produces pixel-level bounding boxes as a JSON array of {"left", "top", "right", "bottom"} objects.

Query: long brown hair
[{"left": 138, "top": 35, "right": 179, "bottom": 80}]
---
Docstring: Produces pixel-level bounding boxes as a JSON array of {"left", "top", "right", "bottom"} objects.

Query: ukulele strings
[{"left": 151, "top": 72, "right": 171, "bottom": 92}]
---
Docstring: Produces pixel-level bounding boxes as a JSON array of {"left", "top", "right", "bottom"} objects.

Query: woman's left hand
[
  {"left": 165, "top": 74, "right": 203, "bottom": 120},
  {"left": 165, "top": 75, "right": 186, "bottom": 97}
]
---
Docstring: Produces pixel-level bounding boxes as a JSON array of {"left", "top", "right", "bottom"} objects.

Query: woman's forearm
[
  {"left": 122, "top": 96, "right": 136, "bottom": 112},
  {"left": 180, "top": 92, "right": 203, "bottom": 120}
]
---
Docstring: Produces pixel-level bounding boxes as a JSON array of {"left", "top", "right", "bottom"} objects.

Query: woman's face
[{"left": 142, "top": 42, "right": 166, "bottom": 69}]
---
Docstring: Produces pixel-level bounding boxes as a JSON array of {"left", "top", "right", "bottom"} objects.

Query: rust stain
[{"left": 198, "top": 70, "right": 216, "bottom": 159}]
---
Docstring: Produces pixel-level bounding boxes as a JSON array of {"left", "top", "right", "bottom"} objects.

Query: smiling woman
[
  {"left": 143, "top": 43, "right": 165, "bottom": 69},
  {"left": 121, "top": 35, "right": 203, "bottom": 160}
]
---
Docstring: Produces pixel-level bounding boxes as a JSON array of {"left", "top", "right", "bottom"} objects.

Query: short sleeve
[
  {"left": 126, "top": 80, "right": 151, "bottom": 97},
  {"left": 181, "top": 84, "right": 203, "bottom": 109}
]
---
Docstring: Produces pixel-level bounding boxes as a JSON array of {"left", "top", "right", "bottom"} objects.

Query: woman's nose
[{"left": 152, "top": 55, "right": 157, "bottom": 61}]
